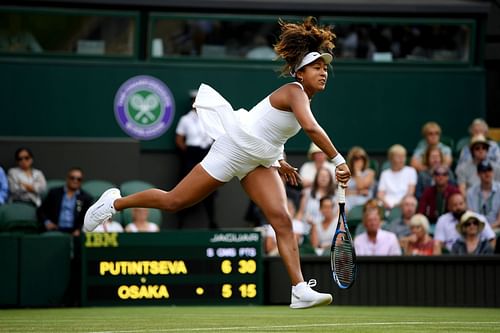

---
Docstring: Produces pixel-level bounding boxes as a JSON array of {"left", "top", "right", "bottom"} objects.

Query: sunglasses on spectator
[
  {"left": 433, "top": 171, "right": 448, "bottom": 176},
  {"left": 427, "top": 131, "right": 440, "bottom": 136},
  {"left": 68, "top": 176, "right": 83, "bottom": 182},
  {"left": 463, "top": 220, "right": 479, "bottom": 227},
  {"left": 473, "top": 145, "right": 488, "bottom": 151},
  {"left": 16, "top": 155, "right": 31, "bottom": 161}
]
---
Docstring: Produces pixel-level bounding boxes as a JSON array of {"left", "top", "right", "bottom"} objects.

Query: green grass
[{"left": 0, "top": 306, "right": 499, "bottom": 332}]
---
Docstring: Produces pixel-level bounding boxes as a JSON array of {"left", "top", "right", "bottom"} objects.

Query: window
[
  {"left": 0, "top": 8, "right": 138, "bottom": 57},
  {"left": 322, "top": 17, "right": 474, "bottom": 64},
  {"left": 149, "top": 14, "right": 298, "bottom": 60}
]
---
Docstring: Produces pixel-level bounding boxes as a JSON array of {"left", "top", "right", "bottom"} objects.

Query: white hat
[{"left": 292, "top": 52, "right": 333, "bottom": 76}]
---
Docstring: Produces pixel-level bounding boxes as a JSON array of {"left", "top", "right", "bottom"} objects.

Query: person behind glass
[
  {"left": 264, "top": 198, "right": 305, "bottom": 256},
  {"left": 345, "top": 146, "right": 375, "bottom": 210},
  {"left": 125, "top": 208, "right": 160, "bottom": 233},
  {"left": 466, "top": 161, "right": 500, "bottom": 231},
  {"left": 400, "top": 214, "right": 441, "bottom": 256},
  {"left": 388, "top": 194, "right": 418, "bottom": 239},
  {"left": 354, "top": 205, "right": 402, "bottom": 256},
  {"left": 418, "top": 165, "right": 460, "bottom": 224},
  {"left": 451, "top": 211, "right": 494, "bottom": 255},
  {"left": 410, "top": 121, "right": 453, "bottom": 172},
  {"left": 377, "top": 144, "right": 417, "bottom": 210},
  {"left": 456, "top": 134, "right": 500, "bottom": 195},
  {"left": 0, "top": 166, "right": 8, "bottom": 206},
  {"left": 295, "top": 167, "right": 337, "bottom": 226},
  {"left": 8, "top": 147, "right": 46, "bottom": 207},
  {"left": 457, "top": 118, "right": 500, "bottom": 166},
  {"left": 84, "top": 17, "right": 351, "bottom": 309},
  {"left": 309, "top": 196, "right": 337, "bottom": 256},
  {"left": 175, "top": 89, "right": 218, "bottom": 229},
  {"left": 37, "top": 167, "right": 93, "bottom": 236},
  {"left": 434, "top": 192, "right": 496, "bottom": 252},
  {"left": 298, "top": 142, "right": 336, "bottom": 189},
  {"left": 415, "top": 145, "right": 456, "bottom": 199}
]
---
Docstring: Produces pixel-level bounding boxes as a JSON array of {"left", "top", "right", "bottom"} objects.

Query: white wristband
[{"left": 332, "top": 154, "right": 346, "bottom": 167}]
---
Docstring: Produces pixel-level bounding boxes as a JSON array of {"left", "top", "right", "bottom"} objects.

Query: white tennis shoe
[
  {"left": 83, "top": 188, "right": 121, "bottom": 232},
  {"left": 290, "top": 279, "right": 333, "bottom": 309}
]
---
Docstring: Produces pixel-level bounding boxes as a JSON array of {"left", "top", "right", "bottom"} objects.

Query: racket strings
[{"left": 333, "top": 240, "right": 355, "bottom": 285}]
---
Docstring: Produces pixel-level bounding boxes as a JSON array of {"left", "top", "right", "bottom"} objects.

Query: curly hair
[{"left": 274, "top": 16, "right": 336, "bottom": 76}]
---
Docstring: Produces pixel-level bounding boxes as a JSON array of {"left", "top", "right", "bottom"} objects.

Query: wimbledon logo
[{"left": 114, "top": 75, "right": 175, "bottom": 140}]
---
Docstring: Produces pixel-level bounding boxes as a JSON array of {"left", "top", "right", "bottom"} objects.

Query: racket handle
[{"left": 337, "top": 183, "right": 346, "bottom": 204}]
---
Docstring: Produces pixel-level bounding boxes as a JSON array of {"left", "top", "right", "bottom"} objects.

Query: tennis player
[{"left": 84, "top": 17, "right": 350, "bottom": 309}]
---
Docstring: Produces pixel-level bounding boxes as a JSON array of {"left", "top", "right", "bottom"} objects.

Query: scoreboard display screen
[{"left": 81, "top": 231, "right": 263, "bottom": 305}]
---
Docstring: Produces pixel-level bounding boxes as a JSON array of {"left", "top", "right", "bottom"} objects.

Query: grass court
[{"left": 1, "top": 305, "right": 499, "bottom": 332}]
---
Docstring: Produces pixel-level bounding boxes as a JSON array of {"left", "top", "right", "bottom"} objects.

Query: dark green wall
[{"left": 1, "top": 58, "right": 485, "bottom": 153}]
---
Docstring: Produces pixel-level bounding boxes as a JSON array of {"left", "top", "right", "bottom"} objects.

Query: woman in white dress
[{"left": 84, "top": 17, "right": 351, "bottom": 309}]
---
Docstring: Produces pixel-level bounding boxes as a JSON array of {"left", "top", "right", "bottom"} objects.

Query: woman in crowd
[
  {"left": 345, "top": 146, "right": 375, "bottom": 210},
  {"left": 7, "top": 147, "right": 46, "bottom": 207}
]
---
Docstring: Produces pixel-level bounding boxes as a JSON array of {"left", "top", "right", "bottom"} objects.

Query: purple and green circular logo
[{"left": 114, "top": 75, "right": 175, "bottom": 140}]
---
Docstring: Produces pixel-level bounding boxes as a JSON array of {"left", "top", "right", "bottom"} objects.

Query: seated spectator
[
  {"left": 377, "top": 144, "right": 417, "bottom": 209},
  {"left": 410, "top": 121, "right": 453, "bottom": 172},
  {"left": 400, "top": 214, "right": 441, "bottom": 256},
  {"left": 415, "top": 145, "right": 456, "bottom": 199},
  {"left": 388, "top": 194, "right": 418, "bottom": 239},
  {"left": 299, "top": 143, "right": 336, "bottom": 189},
  {"left": 457, "top": 118, "right": 500, "bottom": 166},
  {"left": 451, "top": 211, "right": 494, "bottom": 255},
  {"left": 466, "top": 161, "right": 500, "bottom": 230},
  {"left": 418, "top": 165, "right": 460, "bottom": 224},
  {"left": 354, "top": 206, "right": 402, "bottom": 255},
  {"left": 264, "top": 199, "right": 305, "bottom": 256},
  {"left": 456, "top": 134, "right": 500, "bottom": 195},
  {"left": 310, "top": 197, "right": 337, "bottom": 255},
  {"left": 0, "top": 166, "right": 8, "bottom": 206},
  {"left": 37, "top": 167, "right": 93, "bottom": 236},
  {"left": 434, "top": 192, "right": 496, "bottom": 252},
  {"left": 125, "top": 208, "right": 160, "bottom": 232},
  {"left": 296, "top": 167, "right": 337, "bottom": 226},
  {"left": 8, "top": 147, "right": 46, "bottom": 207},
  {"left": 345, "top": 146, "right": 375, "bottom": 210},
  {"left": 354, "top": 198, "right": 389, "bottom": 236},
  {"left": 93, "top": 218, "right": 124, "bottom": 233}
]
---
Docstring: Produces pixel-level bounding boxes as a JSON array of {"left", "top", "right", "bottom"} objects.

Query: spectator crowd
[{"left": 1, "top": 118, "right": 499, "bottom": 256}]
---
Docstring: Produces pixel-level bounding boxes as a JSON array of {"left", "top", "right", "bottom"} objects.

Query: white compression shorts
[{"left": 200, "top": 134, "right": 276, "bottom": 182}]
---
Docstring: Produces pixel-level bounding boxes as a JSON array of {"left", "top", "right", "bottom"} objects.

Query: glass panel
[
  {"left": 150, "top": 16, "right": 281, "bottom": 60},
  {"left": 326, "top": 20, "right": 472, "bottom": 63},
  {"left": 0, "top": 9, "right": 136, "bottom": 56}
]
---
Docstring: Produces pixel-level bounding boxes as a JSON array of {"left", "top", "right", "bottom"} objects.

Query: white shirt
[
  {"left": 125, "top": 222, "right": 159, "bottom": 233},
  {"left": 265, "top": 219, "right": 306, "bottom": 242},
  {"left": 378, "top": 166, "right": 417, "bottom": 208},
  {"left": 434, "top": 212, "right": 496, "bottom": 251},
  {"left": 354, "top": 229, "right": 402, "bottom": 256},
  {"left": 299, "top": 161, "right": 336, "bottom": 186},
  {"left": 94, "top": 221, "right": 124, "bottom": 233},
  {"left": 176, "top": 110, "right": 213, "bottom": 149}
]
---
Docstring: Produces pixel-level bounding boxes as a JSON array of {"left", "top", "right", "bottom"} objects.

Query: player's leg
[
  {"left": 84, "top": 164, "right": 223, "bottom": 231},
  {"left": 115, "top": 164, "right": 222, "bottom": 211},
  {"left": 240, "top": 166, "right": 332, "bottom": 308},
  {"left": 240, "top": 166, "right": 303, "bottom": 284}
]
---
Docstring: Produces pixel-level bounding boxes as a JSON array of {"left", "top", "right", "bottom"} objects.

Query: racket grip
[{"left": 337, "top": 184, "right": 345, "bottom": 204}]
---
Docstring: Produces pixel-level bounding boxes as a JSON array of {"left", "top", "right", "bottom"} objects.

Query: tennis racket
[{"left": 330, "top": 184, "right": 357, "bottom": 289}]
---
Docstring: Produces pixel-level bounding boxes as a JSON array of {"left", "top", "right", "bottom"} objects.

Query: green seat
[
  {"left": 346, "top": 204, "right": 364, "bottom": 232},
  {"left": 121, "top": 208, "right": 163, "bottom": 226},
  {"left": 41, "top": 179, "right": 65, "bottom": 199},
  {"left": 386, "top": 206, "right": 401, "bottom": 222},
  {"left": 82, "top": 179, "right": 116, "bottom": 202},
  {"left": 120, "top": 180, "right": 154, "bottom": 197},
  {"left": 455, "top": 136, "right": 470, "bottom": 155},
  {"left": 0, "top": 202, "right": 38, "bottom": 233},
  {"left": 368, "top": 159, "right": 380, "bottom": 177},
  {"left": 440, "top": 136, "right": 454, "bottom": 151}
]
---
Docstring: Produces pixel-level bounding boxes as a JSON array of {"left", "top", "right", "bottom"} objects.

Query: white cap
[{"left": 292, "top": 52, "right": 333, "bottom": 76}]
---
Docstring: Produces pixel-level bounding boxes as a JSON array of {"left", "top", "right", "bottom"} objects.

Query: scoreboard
[{"left": 80, "top": 231, "right": 263, "bottom": 305}]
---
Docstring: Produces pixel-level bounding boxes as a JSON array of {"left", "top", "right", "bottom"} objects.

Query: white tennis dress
[{"left": 194, "top": 83, "right": 302, "bottom": 182}]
